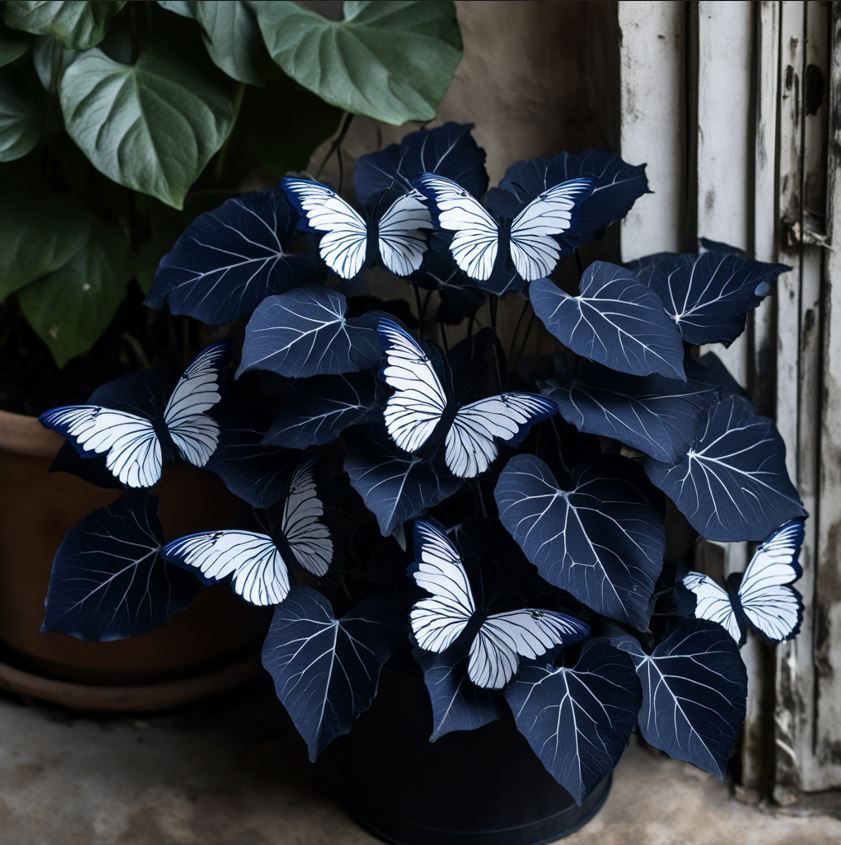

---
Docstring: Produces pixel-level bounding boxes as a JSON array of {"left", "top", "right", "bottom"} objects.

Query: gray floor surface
[{"left": 0, "top": 681, "right": 839, "bottom": 845}]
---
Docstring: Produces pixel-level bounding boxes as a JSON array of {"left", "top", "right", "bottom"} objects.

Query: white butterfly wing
[
  {"left": 378, "top": 317, "right": 447, "bottom": 454},
  {"left": 281, "top": 176, "right": 368, "bottom": 279},
  {"left": 418, "top": 174, "right": 499, "bottom": 281},
  {"left": 683, "top": 571, "right": 742, "bottom": 643},
  {"left": 40, "top": 405, "right": 161, "bottom": 488},
  {"left": 738, "top": 519, "right": 805, "bottom": 641},
  {"left": 444, "top": 393, "right": 555, "bottom": 478},
  {"left": 377, "top": 190, "right": 432, "bottom": 277},
  {"left": 467, "top": 609, "right": 590, "bottom": 689},
  {"left": 164, "top": 530, "right": 289, "bottom": 607},
  {"left": 280, "top": 459, "right": 333, "bottom": 577},
  {"left": 163, "top": 341, "right": 228, "bottom": 468},
  {"left": 409, "top": 520, "right": 476, "bottom": 653},
  {"left": 509, "top": 177, "right": 594, "bottom": 281}
]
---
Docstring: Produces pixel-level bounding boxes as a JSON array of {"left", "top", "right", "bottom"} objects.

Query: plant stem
[
  {"left": 574, "top": 248, "right": 585, "bottom": 278},
  {"left": 507, "top": 296, "right": 531, "bottom": 360},
  {"left": 315, "top": 112, "right": 354, "bottom": 180},
  {"left": 213, "top": 82, "right": 246, "bottom": 180},
  {"left": 413, "top": 285, "right": 424, "bottom": 334},
  {"left": 439, "top": 322, "right": 449, "bottom": 353},
  {"left": 488, "top": 297, "right": 503, "bottom": 390}
]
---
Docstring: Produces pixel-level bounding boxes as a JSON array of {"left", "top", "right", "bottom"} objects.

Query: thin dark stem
[
  {"left": 214, "top": 82, "right": 246, "bottom": 180},
  {"left": 574, "top": 248, "right": 585, "bottom": 278},
  {"left": 439, "top": 322, "right": 449, "bottom": 353},
  {"left": 507, "top": 296, "right": 531, "bottom": 360},
  {"left": 488, "top": 298, "right": 503, "bottom": 390},
  {"left": 421, "top": 288, "right": 433, "bottom": 325},
  {"left": 513, "top": 312, "right": 537, "bottom": 372},
  {"left": 316, "top": 112, "right": 354, "bottom": 180},
  {"left": 413, "top": 285, "right": 424, "bottom": 334}
]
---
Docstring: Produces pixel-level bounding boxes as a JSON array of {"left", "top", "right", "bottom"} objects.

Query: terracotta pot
[{"left": 0, "top": 409, "right": 269, "bottom": 709}]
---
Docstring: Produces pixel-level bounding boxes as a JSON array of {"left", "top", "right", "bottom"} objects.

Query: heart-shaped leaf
[
  {"left": 355, "top": 121, "right": 487, "bottom": 206},
  {"left": 0, "top": 67, "right": 40, "bottom": 161},
  {"left": 344, "top": 426, "right": 463, "bottom": 536},
  {"left": 4, "top": 1, "right": 125, "bottom": 50},
  {"left": 499, "top": 150, "right": 649, "bottom": 248},
  {"left": 683, "top": 351, "right": 749, "bottom": 399},
  {"left": 495, "top": 454, "right": 664, "bottom": 629},
  {"left": 159, "top": 0, "right": 272, "bottom": 86},
  {"left": 0, "top": 192, "right": 90, "bottom": 299},
  {"left": 612, "top": 620, "right": 747, "bottom": 779},
  {"left": 60, "top": 46, "right": 235, "bottom": 208},
  {"left": 633, "top": 249, "right": 789, "bottom": 346},
  {"left": 253, "top": 0, "right": 462, "bottom": 126},
  {"left": 505, "top": 641, "right": 641, "bottom": 805},
  {"left": 263, "top": 372, "right": 381, "bottom": 449},
  {"left": 147, "top": 190, "right": 318, "bottom": 324},
  {"left": 544, "top": 363, "right": 716, "bottom": 463},
  {"left": 238, "top": 285, "right": 384, "bottom": 379},
  {"left": 42, "top": 491, "right": 199, "bottom": 640},
  {"left": 646, "top": 396, "right": 806, "bottom": 541},
  {"left": 414, "top": 647, "right": 504, "bottom": 742},
  {"left": 261, "top": 586, "right": 403, "bottom": 761},
  {"left": 18, "top": 222, "right": 131, "bottom": 366},
  {"left": 530, "top": 262, "right": 686, "bottom": 380},
  {"left": 205, "top": 419, "right": 292, "bottom": 509}
]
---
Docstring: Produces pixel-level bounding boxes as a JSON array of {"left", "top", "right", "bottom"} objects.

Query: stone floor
[{"left": 0, "top": 679, "right": 839, "bottom": 845}]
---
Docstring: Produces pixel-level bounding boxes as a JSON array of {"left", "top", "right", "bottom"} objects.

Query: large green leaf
[
  {"left": 59, "top": 46, "right": 236, "bottom": 208},
  {"left": 19, "top": 222, "right": 131, "bottom": 366},
  {"left": 0, "top": 193, "right": 89, "bottom": 298},
  {"left": 0, "top": 67, "right": 40, "bottom": 160},
  {"left": 0, "top": 27, "right": 30, "bottom": 66},
  {"left": 3, "top": 1, "right": 125, "bottom": 50},
  {"left": 159, "top": 0, "right": 271, "bottom": 86},
  {"left": 253, "top": 0, "right": 462, "bottom": 125}
]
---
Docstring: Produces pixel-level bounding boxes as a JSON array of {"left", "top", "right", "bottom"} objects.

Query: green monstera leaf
[
  {"left": 3, "top": 1, "right": 125, "bottom": 50},
  {"left": 59, "top": 45, "right": 236, "bottom": 208},
  {"left": 253, "top": 0, "right": 462, "bottom": 125},
  {"left": 18, "top": 223, "right": 131, "bottom": 366}
]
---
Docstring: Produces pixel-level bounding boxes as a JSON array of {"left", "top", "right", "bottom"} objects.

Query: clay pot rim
[{"left": 0, "top": 408, "right": 62, "bottom": 459}]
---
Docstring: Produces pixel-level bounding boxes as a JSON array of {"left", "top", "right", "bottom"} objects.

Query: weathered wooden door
[{"left": 618, "top": 0, "right": 840, "bottom": 801}]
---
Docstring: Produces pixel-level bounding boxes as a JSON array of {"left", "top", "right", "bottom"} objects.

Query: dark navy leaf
[
  {"left": 355, "top": 122, "right": 488, "bottom": 206},
  {"left": 505, "top": 641, "right": 641, "bottom": 805},
  {"left": 544, "top": 363, "right": 717, "bottom": 463},
  {"left": 633, "top": 250, "right": 790, "bottom": 346},
  {"left": 646, "top": 397, "right": 806, "bottom": 541},
  {"left": 261, "top": 587, "right": 403, "bottom": 761},
  {"left": 344, "top": 427, "right": 464, "bottom": 536},
  {"left": 205, "top": 422, "right": 291, "bottom": 509},
  {"left": 42, "top": 492, "right": 198, "bottom": 641},
  {"left": 684, "top": 351, "right": 748, "bottom": 399},
  {"left": 414, "top": 647, "right": 503, "bottom": 742},
  {"left": 238, "top": 286, "right": 383, "bottom": 379},
  {"left": 613, "top": 620, "right": 747, "bottom": 779},
  {"left": 500, "top": 150, "right": 649, "bottom": 248},
  {"left": 263, "top": 372, "right": 381, "bottom": 449},
  {"left": 698, "top": 238, "right": 745, "bottom": 256},
  {"left": 530, "top": 262, "right": 686, "bottom": 380},
  {"left": 494, "top": 454, "right": 664, "bottom": 628},
  {"left": 147, "top": 190, "right": 319, "bottom": 324}
]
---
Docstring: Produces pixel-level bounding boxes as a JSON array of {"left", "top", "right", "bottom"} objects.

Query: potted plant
[
  {"left": 0, "top": 0, "right": 464, "bottom": 707},
  {"left": 38, "top": 114, "right": 805, "bottom": 842}
]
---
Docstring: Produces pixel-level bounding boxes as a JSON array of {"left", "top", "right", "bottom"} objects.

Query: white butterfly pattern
[
  {"left": 378, "top": 318, "right": 555, "bottom": 478},
  {"left": 281, "top": 177, "right": 432, "bottom": 279},
  {"left": 163, "top": 460, "right": 333, "bottom": 607},
  {"left": 417, "top": 173, "right": 594, "bottom": 282},
  {"left": 40, "top": 342, "right": 229, "bottom": 489},
  {"left": 410, "top": 520, "right": 590, "bottom": 689},
  {"left": 683, "top": 519, "right": 805, "bottom": 644}
]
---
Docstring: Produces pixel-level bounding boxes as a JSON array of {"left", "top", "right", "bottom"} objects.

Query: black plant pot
[{"left": 349, "top": 662, "right": 611, "bottom": 845}]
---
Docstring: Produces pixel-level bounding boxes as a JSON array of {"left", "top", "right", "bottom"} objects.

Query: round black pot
[{"left": 349, "top": 663, "right": 611, "bottom": 845}]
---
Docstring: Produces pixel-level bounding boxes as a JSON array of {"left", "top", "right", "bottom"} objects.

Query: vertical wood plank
[
  {"left": 618, "top": 2, "right": 686, "bottom": 260},
  {"left": 811, "top": 0, "right": 841, "bottom": 793},
  {"left": 772, "top": 0, "right": 806, "bottom": 801},
  {"left": 696, "top": 0, "right": 753, "bottom": 388}
]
